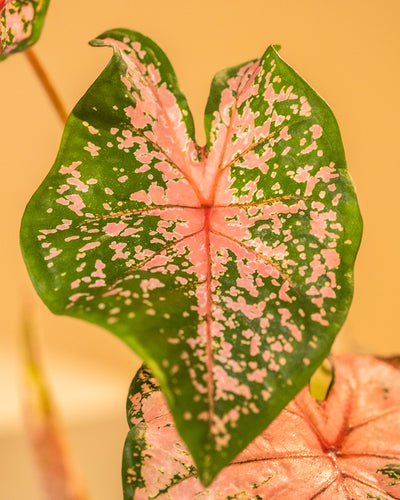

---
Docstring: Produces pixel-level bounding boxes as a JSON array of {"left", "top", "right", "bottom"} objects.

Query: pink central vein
[{"left": 203, "top": 207, "right": 215, "bottom": 422}]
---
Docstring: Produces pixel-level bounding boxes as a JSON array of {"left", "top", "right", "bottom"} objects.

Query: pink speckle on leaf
[
  {"left": 59, "top": 161, "right": 82, "bottom": 175},
  {"left": 103, "top": 222, "right": 128, "bottom": 236},
  {"left": 309, "top": 124, "right": 323, "bottom": 139},
  {"left": 65, "top": 194, "right": 85, "bottom": 216},
  {"left": 84, "top": 142, "right": 101, "bottom": 156},
  {"left": 79, "top": 241, "right": 100, "bottom": 252}
]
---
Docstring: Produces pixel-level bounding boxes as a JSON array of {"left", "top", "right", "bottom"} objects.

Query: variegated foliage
[
  {"left": 0, "top": 0, "right": 49, "bottom": 60},
  {"left": 123, "top": 356, "right": 400, "bottom": 499},
  {"left": 20, "top": 29, "right": 362, "bottom": 482}
]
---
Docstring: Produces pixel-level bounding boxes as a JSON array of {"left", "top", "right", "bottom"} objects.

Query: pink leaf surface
[{"left": 124, "top": 355, "right": 400, "bottom": 499}]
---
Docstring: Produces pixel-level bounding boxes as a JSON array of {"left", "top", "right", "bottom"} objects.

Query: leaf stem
[
  {"left": 20, "top": 307, "right": 91, "bottom": 500},
  {"left": 25, "top": 48, "right": 68, "bottom": 124}
]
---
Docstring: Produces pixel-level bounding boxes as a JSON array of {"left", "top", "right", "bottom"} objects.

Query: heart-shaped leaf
[
  {"left": 123, "top": 356, "right": 400, "bottom": 499},
  {"left": 20, "top": 29, "right": 362, "bottom": 483},
  {"left": 0, "top": 0, "right": 50, "bottom": 60}
]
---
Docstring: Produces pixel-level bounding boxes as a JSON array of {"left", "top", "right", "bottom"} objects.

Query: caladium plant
[
  {"left": 20, "top": 28, "right": 362, "bottom": 483},
  {"left": 0, "top": 0, "right": 50, "bottom": 60},
  {"left": 122, "top": 355, "right": 400, "bottom": 499}
]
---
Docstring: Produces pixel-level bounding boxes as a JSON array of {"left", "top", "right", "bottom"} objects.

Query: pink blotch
[
  {"left": 218, "top": 342, "right": 232, "bottom": 361},
  {"left": 261, "top": 389, "right": 271, "bottom": 401},
  {"left": 79, "top": 241, "right": 100, "bottom": 252},
  {"left": 312, "top": 297, "right": 324, "bottom": 308},
  {"left": 294, "top": 164, "right": 313, "bottom": 183},
  {"left": 84, "top": 142, "right": 101, "bottom": 156},
  {"left": 321, "top": 287, "right": 336, "bottom": 299},
  {"left": 310, "top": 124, "right": 323, "bottom": 139},
  {"left": 124, "top": 102, "right": 154, "bottom": 130},
  {"left": 300, "top": 96, "right": 311, "bottom": 116},
  {"left": 121, "top": 227, "right": 141, "bottom": 237},
  {"left": 103, "top": 222, "right": 128, "bottom": 236},
  {"left": 250, "top": 334, "right": 261, "bottom": 356},
  {"left": 321, "top": 249, "right": 340, "bottom": 269},
  {"left": 45, "top": 248, "right": 62, "bottom": 260},
  {"left": 214, "top": 365, "right": 251, "bottom": 401},
  {"left": 71, "top": 279, "right": 80, "bottom": 289},
  {"left": 110, "top": 241, "right": 130, "bottom": 260},
  {"left": 278, "top": 126, "right": 291, "bottom": 141},
  {"left": 311, "top": 313, "right": 329, "bottom": 326},
  {"left": 92, "top": 260, "right": 106, "bottom": 278},
  {"left": 332, "top": 194, "right": 342, "bottom": 206},
  {"left": 316, "top": 166, "right": 339, "bottom": 182},
  {"left": 67, "top": 177, "right": 89, "bottom": 192},
  {"left": 306, "top": 255, "right": 326, "bottom": 284},
  {"left": 279, "top": 282, "right": 291, "bottom": 302},
  {"left": 140, "top": 278, "right": 165, "bottom": 294},
  {"left": 69, "top": 293, "right": 88, "bottom": 303},
  {"left": 130, "top": 190, "right": 151, "bottom": 203},
  {"left": 65, "top": 194, "right": 85, "bottom": 216},
  {"left": 278, "top": 308, "right": 302, "bottom": 342},
  {"left": 247, "top": 368, "right": 267, "bottom": 383},
  {"left": 312, "top": 201, "right": 325, "bottom": 211},
  {"left": 268, "top": 359, "right": 280, "bottom": 371},
  {"left": 301, "top": 141, "right": 317, "bottom": 155},
  {"left": 262, "top": 351, "right": 271, "bottom": 363},
  {"left": 56, "top": 219, "right": 72, "bottom": 231},
  {"left": 59, "top": 161, "right": 82, "bottom": 176},
  {"left": 271, "top": 341, "right": 283, "bottom": 352},
  {"left": 56, "top": 197, "right": 69, "bottom": 206},
  {"left": 310, "top": 210, "right": 336, "bottom": 240},
  {"left": 242, "top": 329, "right": 253, "bottom": 340},
  {"left": 57, "top": 185, "right": 69, "bottom": 194}
]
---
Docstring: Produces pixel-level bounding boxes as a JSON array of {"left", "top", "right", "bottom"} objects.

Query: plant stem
[
  {"left": 25, "top": 48, "right": 68, "bottom": 124},
  {"left": 20, "top": 308, "right": 92, "bottom": 500}
]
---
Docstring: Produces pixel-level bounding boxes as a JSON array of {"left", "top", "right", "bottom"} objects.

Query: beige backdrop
[{"left": 1, "top": 0, "right": 399, "bottom": 498}]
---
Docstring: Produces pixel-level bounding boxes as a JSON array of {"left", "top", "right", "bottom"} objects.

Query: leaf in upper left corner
[{"left": 0, "top": 0, "right": 50, "bottom": 60}]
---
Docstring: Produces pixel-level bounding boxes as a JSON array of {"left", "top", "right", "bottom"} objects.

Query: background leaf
[
  {"left": 0, "top": 0, "right": 50, "bottom": 60},
  {"left": 122, "top": 356, "right": 400, "bottom": 499},
  {"left": 20, "top": 29, "right": 362, "bottom": 482}
]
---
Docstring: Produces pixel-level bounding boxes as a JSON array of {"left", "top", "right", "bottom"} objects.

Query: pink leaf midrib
[{"left": 203, "top": 207, "right": 215, "bottom": 424}]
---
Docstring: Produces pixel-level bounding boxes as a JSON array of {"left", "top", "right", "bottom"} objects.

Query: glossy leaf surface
[
  {"left": 0, "top": 0, "right": 50, "bottom": 60},
  {"left": 123, "top": 356, "right": 400, "bottom": 499},
  {"left": 20, "top": 29, "right": 362, "bottom": 482}
]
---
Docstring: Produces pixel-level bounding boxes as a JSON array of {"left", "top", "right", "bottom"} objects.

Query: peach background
[{"left": 0, "top": 0, "right": 399, "bottom": 498}]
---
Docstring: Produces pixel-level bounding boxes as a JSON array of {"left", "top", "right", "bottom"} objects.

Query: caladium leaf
[
  {"left": 20, "top": 29, "right": 362, "bottom": 482},
  {"left": 123, "top": 356, "right": 400, "bottom": 499},
  {"left": 0, "top": 0, "right": 50, "bottom": 60}
]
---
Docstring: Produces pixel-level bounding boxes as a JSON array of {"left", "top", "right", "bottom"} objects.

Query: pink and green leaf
[
  {"left": 20, "top": 29, "right": 362, "bottom": 483},
  {"left": 122, "top": 356, "right": 400, "bottom": 499},
  {"left": 0, "top": 0, "right": 50, "bottom": 60}
]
